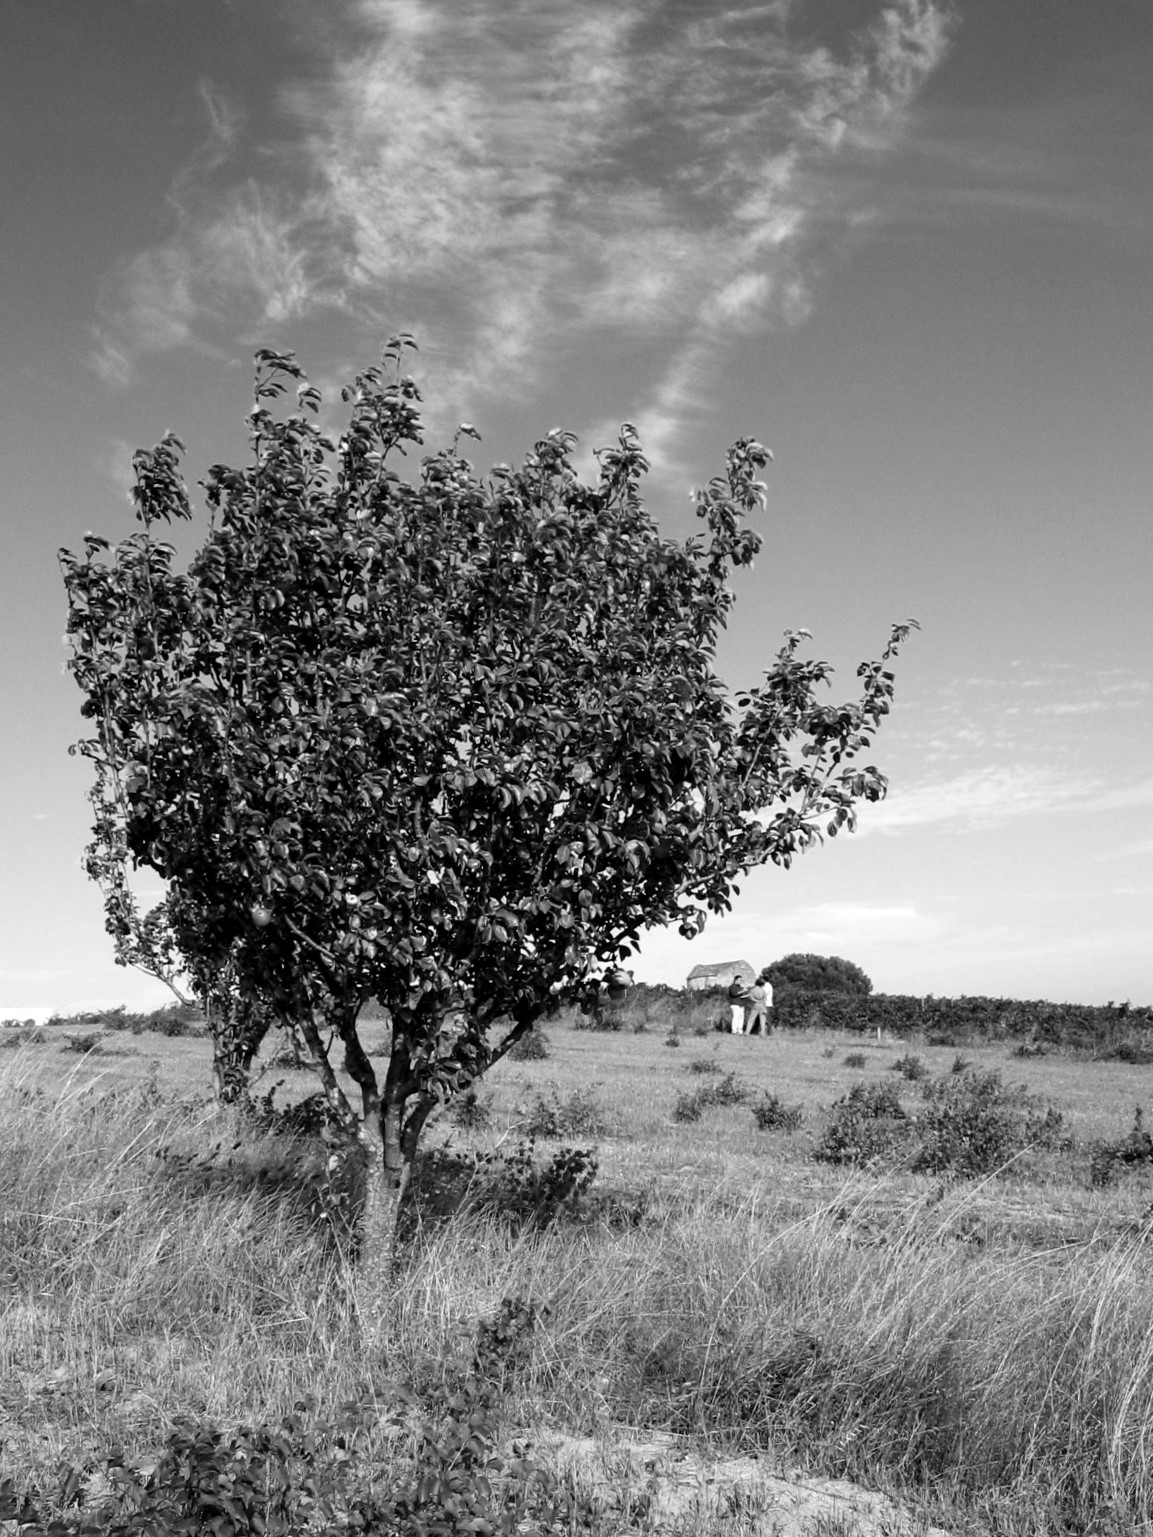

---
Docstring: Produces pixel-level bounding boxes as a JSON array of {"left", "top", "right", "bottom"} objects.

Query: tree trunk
[
  {"left": 353, "top": 1090, "right": 438, "bottom": 1298},
  {"left": 209, "top": 989, "right": 274, "bottom": 1104}
]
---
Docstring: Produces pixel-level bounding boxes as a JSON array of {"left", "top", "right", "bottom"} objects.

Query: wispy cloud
[
  {"left": 89, "top": 0, "right": 953, "bottom": 442},
  {"left": 862, "top": 764, "right": 1153, "bottom": 836}
]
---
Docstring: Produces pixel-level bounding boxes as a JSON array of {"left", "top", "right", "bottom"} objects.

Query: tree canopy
[
  {"left": 759, "top": 953, "right": 874, "bottom": 997},
  {"left": 61, "top": 339, "right": 913, "bottom": 1255}
]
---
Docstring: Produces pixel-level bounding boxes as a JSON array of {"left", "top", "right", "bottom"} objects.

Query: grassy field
[{"left": 4, "top": 1005, "right": 1153, "bottom": 1533}]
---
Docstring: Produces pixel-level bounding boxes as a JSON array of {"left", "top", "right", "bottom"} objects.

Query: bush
[
  {"left": 0, "top": 1304, "right": 566, "bottom": 1537},
  {"left": 0, "top": 1026, "right": 48, "bottom": 1049},
  {"left": 449, "top": 1088, "right": 492, "bottom": 1131},
  {"left": 913, "top": 1070, "right": 1064, "bottom": 1178},
  {"left": 686, "top": 1056, "right": 721, "bottom": 1075},
  {"left": 672, "top": 1090, "right": 703, "bottom": 1123},
  {"left": 890, "top": 1052, "right": 928, "bottom": 1081},
  {"left": 59, "top": 1031, "right": 111, "bottom": 1055},
  {"left": 816, "top": 1080, "right": 910, "bottom": 1166},
  {"left": 517, "top": 1085, "right": 608, "bottom": 1139},
  {"left": 843, "top": 1052, "right": 867, "bottom": 1069},
  {"left": 54, "top": 1003, "right": 205, "bottom": 1037},
  {"left": 760, "top": 952, "right": 872, "bottom": 998},
  {"left": 751, "top": 1093, "right": 804, "bottom": 1132},
  {"left": 772, "top": 991, "right": 1153, "bottom": 1052},
  {"left": 509, "top": 1027, "right": 550, "bottom": 1061},
  {"left": 415, "top": 1140, "right": 599, "bottom": 1230},
  {"left": 671, "top": 1071, "right": 751, "bottom": 1123},
  {"left": 1090, "top": 1107, "right": 1153, "bottom": 1188}
]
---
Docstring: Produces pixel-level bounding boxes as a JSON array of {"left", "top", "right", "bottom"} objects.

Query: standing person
[
  {"left": 727, "top": 977, "right": 752, "bottom": 1032},
  {"left": 745, "top": 982, "right": 768, "bottom": 1035}
]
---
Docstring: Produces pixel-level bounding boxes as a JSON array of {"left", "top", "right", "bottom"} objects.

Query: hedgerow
[{"left": 772, "top": 990, "right": 1153, "bottom": 1054}]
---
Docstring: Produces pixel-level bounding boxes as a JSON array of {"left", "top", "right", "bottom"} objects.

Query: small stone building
[{"left": 685, "top": 959, "right": 756, "bottom": 993}]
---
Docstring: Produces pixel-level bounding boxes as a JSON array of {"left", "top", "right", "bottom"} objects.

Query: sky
[{"left": 1, "top": 0, "right": 1151, "bottom": 1019}]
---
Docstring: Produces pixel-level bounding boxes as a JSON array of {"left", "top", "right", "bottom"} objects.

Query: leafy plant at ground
[
  {"left": 913, "top": 1069, "right": 1064, "bottom": 1178},
  {"left": 843, "top": 1051, "right": 867, "bottom": 1069},
  {"left": 0, "top": 1026, "right": 48, "bottom": 1049},
  {"left": 61, "top": 338, "right": 915, "bottom": 1262},
  {"left": 672, "top": 1071, "right": 751, "bottom": 1123},
  {"left": 448, "top": 1087, "right": 492, "bottom": 1132},
  {"left": 890, "top": 1052, "right": 928, "bottom": 1081},
  {"left": 751, "top": 1093, "right": 804, "bottom": 1132},
  {"left": 509, "top": 1028, "right": 550, "bottom": 1061},
  {"left": 0, "top": 1297, "right": 565, "bottom": 1537},
  {"left": 518, "top": 1085, "right": 608, "bottom": 1139},
  {"left": 481, "top": 1142, "right": 599, "bottom": 1228},
  {"left": 815, "top": 1079, "right": 910, "bottom": 1166},
  {"left": 1089, "top": 1106, "right": 1153, "bottom": 1188},
  {"left": 685, "top": 1055, "right": 721, "bottom": 1075},
  {"left": 59, "top": 1031, "right": 110, "bottom": 1055}
]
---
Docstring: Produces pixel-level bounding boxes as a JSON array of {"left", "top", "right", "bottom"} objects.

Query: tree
[
  {"left": 60, "top": 339, "right": 914, "bottom": 1266},
  {"left": 91, "top": 872, "right": 276, "bottom": 1103},
  {"left": 759, "top": 953, "right": 874, "bottom": 998}
]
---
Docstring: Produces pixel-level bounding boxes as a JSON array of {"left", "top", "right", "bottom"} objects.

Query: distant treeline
[{"left": 770, "top": 990, "right": 1153, "bottom": 1057}]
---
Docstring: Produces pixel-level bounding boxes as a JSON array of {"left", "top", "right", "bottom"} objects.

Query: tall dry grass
[{"left": 3, "top": 1042, "right": 1153, "bottom": 1533}]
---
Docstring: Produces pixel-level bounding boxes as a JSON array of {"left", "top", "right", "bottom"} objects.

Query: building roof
[{"left": 687, "top": 960, "right": 754, "bottom": 979}]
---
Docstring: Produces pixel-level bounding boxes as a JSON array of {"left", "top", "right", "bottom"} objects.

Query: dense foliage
[
  {"left": 60, "top": 339, "right": 913, "bottom": 1248},
  {"left": 759, "top": 953, "right": 873, "bottom": 997},
  {"left": 771, "top": 990, "right": 1153, "bottom": 1054}
]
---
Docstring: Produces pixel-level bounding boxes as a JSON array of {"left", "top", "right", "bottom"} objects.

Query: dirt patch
[{"left": 542, "top": 1429, "right": 952, "bottom": 1536}]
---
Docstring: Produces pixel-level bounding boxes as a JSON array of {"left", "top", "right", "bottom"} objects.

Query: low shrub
[
  {"left": 671, "top": 1071, "right": 751, "bottom": 1123},
  {"left": 56, "top": 1003, "right": 206, "bottom": 1037},
  {"left": 1090, "top": 1106, "right": 1153, "bottom": 1188},
  {"left": 751, "top": 1093, "right": 804, "bottom": 1132},
  {"left": 914, "top": 1070, "right": 1064, "bottom": 1178},
  {"left": 890, "top": 1052, "right": 928, "bottom": 1081},
  {"left": 672, "top": 1090, "right": 703, "bottom": 1123},
  {"left": 509, "top": 1027, "right": 550, "bottom": 1061},
  {"left": 517, "top": 1085, "right": 608, "bottom": 1140},
  {"left": 816, "top": 1070, "right": 1064, "bottom": 1176},
  {"left": 448, "top": 1087, "right": 492, "bottom": 1131},
  {"left": 0, "top": 1026, "right": 47, "bottom": 1049},
  {"left": 816, "top": 1080, "right": 910, "bottom": 1166},
  {"left": 843, "top": 1052, "right": 867, "bottom": 1069},
  {"left": 685, "top": 1056, "right": 720, "bottom": 1075},
  {"left": 59, "top": 1031, "right": 111, "bottom": 1055},
  {"left": 0, "top": 1299, "right": 566, "bottom": 1537},
  {"left": 414, "top": 1140, "right": 599, "bottom": 1231}
]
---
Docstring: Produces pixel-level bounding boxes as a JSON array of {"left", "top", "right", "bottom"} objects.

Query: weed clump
[
  {"left": 0, "top": 1026, "right": 48, "bottom": 1049},
  {"left": 413, "top": 1139, "right": 599, "bottom": 1230},
  {"left": 60, "top": 1031, "right": 111, "bottom": 1055},
  {"left": 816, "top": 1068, "right": 1063, "bottom": 1177},
  {"left": 685, "top": 1056, "right": 721, "bottom": 1075},
  {"left": 671, "top": 1071, "right": 750, "bottom": 1123},
  {"left": 890, "top": 1052, "right": 928, "bottom": 1081},
  {"left": 448, "top": 1088, "right": 492, "bottom": 1132},
  {"left": 751, "top": 1093, "right": 804, "bottom": 1132},
  {"left": 1, "top": 1296, "right": 565, "bottom": 1537},
  {"left": 517, "top": 1084, "right": 608, "bottom": 1139},
  {"left": 49, "top": 1003, "right": 205, "bottom": 1037},
  {"left": 816, "top": 1079, "right": 910, "bottom": 1166},
  {"left": 1090, "top": 1106, "right": 1153, "bottom": 1188},
  {"left": 509, "top": 1027, "right": 550, "bottom": 1061},
  {"left": 843, "top": 1051, "right": 867, "bottom": 1069},
  {"left": 914, "top": 1069, "right": 1063, "bottom": 1177}
]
